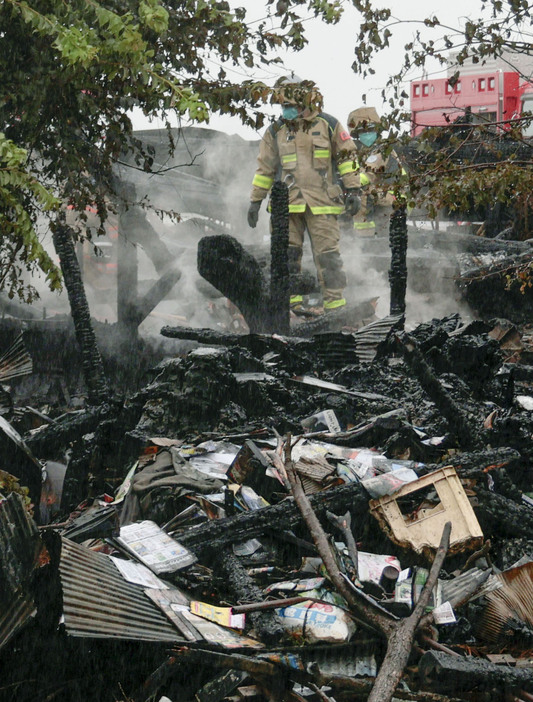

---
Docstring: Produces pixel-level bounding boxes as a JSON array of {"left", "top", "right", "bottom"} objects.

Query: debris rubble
[{"left": 3, "top": 310, "right": 533, "bottom": 702}]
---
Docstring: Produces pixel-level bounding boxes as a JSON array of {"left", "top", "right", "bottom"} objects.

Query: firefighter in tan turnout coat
[
  {"left": 247, "top": 76, "right": 361, "bottom": 312},
  {"left": 347, "top": 106, "right": 405, "bottom": 237}
]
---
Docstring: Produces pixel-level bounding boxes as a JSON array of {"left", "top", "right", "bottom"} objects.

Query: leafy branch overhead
[
  {"left": 0, "top": 0, "right": 342, "bottom": 300},
  {"left": 351, "top": 0, "right": 533, "bottom": 234}
]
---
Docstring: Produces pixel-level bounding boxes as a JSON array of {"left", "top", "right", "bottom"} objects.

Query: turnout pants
[{"left": 288, "top": 208, "right": 346, "bottom": 307}]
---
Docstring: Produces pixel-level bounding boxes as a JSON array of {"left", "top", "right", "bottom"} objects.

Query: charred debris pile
[{"left": 4, "top": 312, "right": 533, "bottom": 702}]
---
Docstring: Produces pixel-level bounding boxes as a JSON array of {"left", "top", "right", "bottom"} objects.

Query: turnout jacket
[
  {"left": 355, "top": 146, "right": 403, "bottom": 209},
  {"left": 250, "top": 111, "right": 360, "bottom": 215}
]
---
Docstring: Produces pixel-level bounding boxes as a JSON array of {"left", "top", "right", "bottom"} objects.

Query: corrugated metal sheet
[
  {"left": 353, "top": 314, "right": 404, "bottom": 363},
  {"left": 298, "top": 641, "right": 378, "bottom": 677},
  {"left": 0, "top": 492, "right": 42, "bottom": 649},
  {"left": 475, "top": 561, "right": 533, "bottom": 644},
  {"left": 59, "top": 538, "right": 183, "bottom": 642},
  {"left": 440, "top": 567, "right": 491, "bottom": 608},
  {"left": 312, "top": 333, "right": 361, "bottom": 369},
  {"left": 0, "top": 333, "right": 33, "bottom": 382}
]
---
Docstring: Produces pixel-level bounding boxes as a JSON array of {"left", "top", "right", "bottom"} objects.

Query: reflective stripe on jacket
[{"left": 250, "top": 111, "right": 360, "bottom": 215}]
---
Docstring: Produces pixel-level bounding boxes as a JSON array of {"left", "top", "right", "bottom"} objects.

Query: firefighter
[
  {"left": 247, "top": 75, "right": 361, "bottom": 313},
  {"left": 347, "top": 106, "right": 405, "bottom": 237}
]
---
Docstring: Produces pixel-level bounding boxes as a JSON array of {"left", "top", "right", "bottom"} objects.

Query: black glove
[
  {"left": 247, "top": 201, "right": 261, "bottom": 228},
  {"left": 344, "top": 189, "right": 361, "bottom": 216}
]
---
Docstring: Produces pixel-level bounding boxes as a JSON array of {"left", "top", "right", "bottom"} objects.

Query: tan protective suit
[
  {"left": 250, "top": 109, "right": 360, "bottom": 308},
  {"left": 347, "top": 106, "right": 403, "bottom": 236}
]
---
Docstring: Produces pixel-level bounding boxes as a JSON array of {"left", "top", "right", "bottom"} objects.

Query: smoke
[
  {"left": 340, "top": 221, "right": 476, "bottom": 327},
  {"left": 9, "top": 127, "right": 478, "bottom": 346}
]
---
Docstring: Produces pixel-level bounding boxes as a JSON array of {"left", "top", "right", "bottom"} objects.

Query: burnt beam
[
  {"left": 269, "top": 180, "right": 290, "bottom": 335},
  {"left": 197, "top": 234, "right": 269, "bottom": 333},
  {"left": 389, "top": 203, "right": 408, "bottom": 322},
  {"left": 133, "top": 264, "right": 182, "bottom": 326},
  {"left": 178, "top": 481, "right": 368, "bottom": 558}
]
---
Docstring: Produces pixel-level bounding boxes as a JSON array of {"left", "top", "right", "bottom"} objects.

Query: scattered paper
[
  {"left": 433, "top": 601, "right": 457, "bottom": 624},
  {"left": 117, "top": 520, "right": 196, "bottom": 574},
  {"left": 190, "top": 601, "right": 245, "bottom": 629},
  {"left": 110, "top": 556, "right": 169, "bottom": 589}
]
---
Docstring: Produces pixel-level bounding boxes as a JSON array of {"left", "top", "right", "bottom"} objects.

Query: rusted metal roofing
[
  {"left": 59, "top": 538, "right": 183, "bottom": 643},
  {"left": 475, "top": 561, "right": 533, "bottom": 644},
  {"left": 0, "top": 492, "right": 42, "bottom": 650}
]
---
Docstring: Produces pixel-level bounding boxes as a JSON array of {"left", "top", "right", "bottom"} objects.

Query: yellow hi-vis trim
[
  {"left": 252, "top": 174, "right": 273, "bottom": 189},
  {"left": 290, "top": 295, "right": 303, "bottom": 304},
  {"left": 310, "top": 205, "right": 344, "bottom": 215},
  {"left": 354, "top": 221, "right": 375, "bottom": 229},
  {"left": 360, "top": 173, "right": 371, "bottom": 186},
  {"left": 324, "top": 298, "right": 346, "bottom": 309},
  {"left": 288, "top": 204, "right": 307, "bottom": 213},
  {"left": 338, "top": 160, "right": 356, "bottom": 175},
  {"left": 281, "top": 154, "right": 297, "bottom": 164},
  {"left": 314, "top": 149, "right": 330, "bottom": 159}
]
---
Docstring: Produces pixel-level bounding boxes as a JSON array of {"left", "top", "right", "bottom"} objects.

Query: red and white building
[{"left": 410, "top": 51, "right": 533, "bottom": 136}]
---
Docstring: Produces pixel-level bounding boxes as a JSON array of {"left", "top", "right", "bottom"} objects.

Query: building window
[
  {"left": 479, "top": 78, "right": 486, "bottom": 91},
  {"left": 445, "top": 82, "right": 452, "bottom": 95},
  {"left": 455, "top": 81, "right": 462, "bottom": 93},
  {"left": 488, "top": 77, "right": 495, "bottom": 90},
  {"left": 413, "top": 84, "right": 420, "bottom": 97},
  {"left": 422, "top": 83, "right": 429, "bottom": 96}
]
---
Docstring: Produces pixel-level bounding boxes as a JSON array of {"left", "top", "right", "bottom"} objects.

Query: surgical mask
[
  {"left": 282, "top": 105, "right": 299, "bottom": 121},
  {"left": 359, "top": 131, "right": 378, "bottom": 147}
]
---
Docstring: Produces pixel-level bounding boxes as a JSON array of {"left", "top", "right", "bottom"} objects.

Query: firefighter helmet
[
  {"left": 347, "top": 106, "right": 381, "bottom": 135},
  {"left": 271, "top": 73, "right": 321, "bottom": 111}
]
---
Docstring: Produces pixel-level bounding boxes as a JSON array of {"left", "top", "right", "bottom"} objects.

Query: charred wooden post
[
  {"left": 177, "top": 481, "right": 368, "bottom": 558},
  {"left": 52, "top": 220, "right": 109, "bottom": 405},
  {"left": 397, "top": 333, "right": 479, "bottom": 449},
  {"left": 117, "top": 221, "right": 139, "bottom": 344},
  {"left": 389, "top": 202, "right": 408, "bottom": 323},
  {"left": 212, "top": 549, "right": 285, "bottom": 645},
  {"left": 132, "top": 264, "right": 182, "bottom": 327},
  {"left": 198, "top": 234, "right": 269, "bottom": 333},
  {"left": 419, "top": 650, "right": 533, "bottom": 695},
  {"left": 269, "top": 180, "right": 290, "bottom": 335}
]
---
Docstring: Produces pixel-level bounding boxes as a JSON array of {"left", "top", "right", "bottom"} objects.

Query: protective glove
[
  {"left": 344, "top": 189, "right": 361, "bottom": 216},
  {"left": 247, "top": 200, "right": 261, "bottom": 228}
]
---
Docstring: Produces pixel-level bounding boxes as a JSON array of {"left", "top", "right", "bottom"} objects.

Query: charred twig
[
  {"left": 326, "top": 510, "right": 359, "bottom": 580},
  {"left": 232, "top": 595, "right": 330, "bottom": 614},
  {"left": 461, "top": 539, "right": 492, "bottom": 572},
  {"left": 419, "top": 634, "right": 462, "bottom": 658}
]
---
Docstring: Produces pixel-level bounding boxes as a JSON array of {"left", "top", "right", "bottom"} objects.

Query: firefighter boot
[
  {"left": 318, "top": 250, "right": 347, "bottom": 312},
  {"left": 288, "top": 246, "right": 305, "bottom": 313}
]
